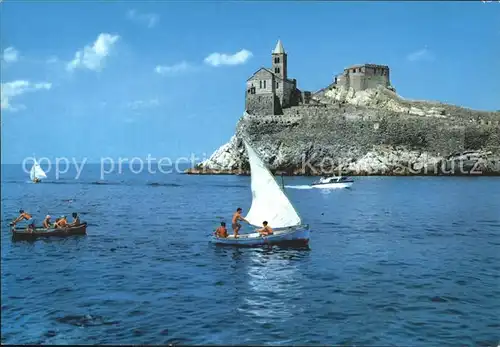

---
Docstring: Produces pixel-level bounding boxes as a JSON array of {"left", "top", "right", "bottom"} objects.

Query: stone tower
[{"left": 271, "top": 40, "right": 287, "bottom": 80}]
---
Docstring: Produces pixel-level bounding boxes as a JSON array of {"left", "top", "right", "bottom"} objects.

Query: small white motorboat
[
  {"left": 311, "top": 175, "right": 353, "bottom": 189},
  {"left": 211, "top": 140, "right": 310, "bottom": 247}
]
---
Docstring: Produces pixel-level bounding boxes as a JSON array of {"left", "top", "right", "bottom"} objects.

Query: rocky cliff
[{"left": 187, "top": 86, "right": 500, "bottom": 176}]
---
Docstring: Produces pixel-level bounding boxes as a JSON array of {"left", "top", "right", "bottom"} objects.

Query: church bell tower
[{"left": 271, "top": 40, "right": 287, "bottom": 81}]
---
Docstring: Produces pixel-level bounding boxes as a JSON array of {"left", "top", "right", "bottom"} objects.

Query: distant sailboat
[
  {"left": 211, "top": 139, "right": 310, "bottom": 246},
  {"left": 30, "top": 159, "right": 47, "bottom": 183}
]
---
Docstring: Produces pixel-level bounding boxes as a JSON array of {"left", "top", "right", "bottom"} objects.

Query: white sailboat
[
  {"left": 30, "top": 159, "right": 47, "bottom": 183},
  {"left": 211, "top": 140, "right": 310, "bottom": 246}
]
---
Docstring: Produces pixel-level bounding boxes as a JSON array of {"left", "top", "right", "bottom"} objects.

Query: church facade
[{"left": 245, "top": 40, "right": 308, "bottom": 116}]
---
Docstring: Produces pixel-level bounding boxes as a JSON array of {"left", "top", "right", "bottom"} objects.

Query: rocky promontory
[{"left": 186, "top": 86, "right": 500, "bottom": 176}]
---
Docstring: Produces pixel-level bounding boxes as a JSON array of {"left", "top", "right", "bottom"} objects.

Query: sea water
[{"left": 1, "top": 164, "right": 499, "bottom": 345}]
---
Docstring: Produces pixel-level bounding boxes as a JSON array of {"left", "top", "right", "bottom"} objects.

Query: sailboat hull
[{"left": 210, "top": 225, "right": 310, "bottom": 247}]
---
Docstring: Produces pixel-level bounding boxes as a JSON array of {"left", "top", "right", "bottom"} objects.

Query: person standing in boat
[
  {"left": 232, "top": 208, "right": 248, "bottom": 238},
  {"left": 10, "top": 209, "right": 35, "bottom": 230},
  {"left": 257, "top": 221, "right": 273, "bottom": 236},
  {"left": 68, "top": 212, "right": 80, "bottom": 227},
  {"left": 42, "top": 215, "right": 52, "bottom": 229}
]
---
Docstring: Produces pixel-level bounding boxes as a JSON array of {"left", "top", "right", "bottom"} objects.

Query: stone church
[{"left": 245, "top": 40, "right": 310, "bottom": 116}]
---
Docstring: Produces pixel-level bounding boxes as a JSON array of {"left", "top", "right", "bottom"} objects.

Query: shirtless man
[
  {"left": 214, "top": 222, "right": 228, "bottom": 238},
  {"left": 231, "top": 208, "right": 248, "bottom": 238},
  {"left": 11, "top": 209, "right": 35, "bottom": 230},
  {"left": 55, "top": 216, "right": 68, "bottom": 228},
  {"left": 257, "top": 221, "right": 273, "bottom": 236}
]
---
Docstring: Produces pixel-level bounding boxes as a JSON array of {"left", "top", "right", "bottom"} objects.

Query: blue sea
[{"left": 1, "top": 164, "right": 499, "bottom": 345}]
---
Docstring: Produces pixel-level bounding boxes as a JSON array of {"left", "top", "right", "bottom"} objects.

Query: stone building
[
  {"left": 333, "top": 64, "right": 395, "bottom": 92},
  {"left": 245, "top": 41, "right": 396, "bottom": 116},
  {"left": 245, "top": 40, "right": 308, "bottom": 116}
]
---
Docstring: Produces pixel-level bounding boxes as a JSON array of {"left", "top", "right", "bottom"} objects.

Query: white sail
[
  {"left": 243, "top": 140, "right": 301, "bottom": 228},
  {"left": 30, "top": 160, "right": 47, "bottom": 180}
]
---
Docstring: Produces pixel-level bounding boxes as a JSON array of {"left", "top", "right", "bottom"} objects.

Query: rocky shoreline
[{"left": 186, "top": 86, "right": 500, "bottom": 176}]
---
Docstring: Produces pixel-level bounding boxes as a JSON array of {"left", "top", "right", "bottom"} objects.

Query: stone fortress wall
[{"left": 334, "top": 64, "right": 394, "bottom": 92}]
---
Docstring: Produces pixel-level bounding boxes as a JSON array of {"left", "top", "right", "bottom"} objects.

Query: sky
[{"left": 1, "top": 1, "right": 499, "bottom": 164}]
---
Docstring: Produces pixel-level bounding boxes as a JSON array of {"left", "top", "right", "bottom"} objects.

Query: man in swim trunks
[
  {"left": 215, "top": 222, "right": 228, "bottom": 238},
  {"left": 231, "top": 208, "right": 248, "bottom": 238},
  {"left": 257, "top": 221, "right": 273, "bottom": 236},
  {"left": 11, "top": 209, "right": 35, "bottom": 231}
]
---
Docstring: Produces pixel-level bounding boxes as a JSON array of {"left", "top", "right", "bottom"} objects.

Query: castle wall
[
  {"left": 246, "top": 108, "right": 500, "bottom": 157},
  {"left": 245, "top": 94, "right": 277, "bottom": 115},
  {"left": 334, "top": 65, "right": 391, "bottom": 92},
  {"left": 274, "top": 78, "right": 283, "bottom": 107},
  {"left": 281, "top": 79, "right": 295, "bottom": 108},
  {"left": 349, "top": 70, "right": 364, "bottom": 91},
  {"left": 244, "top": 113, "right": 303, "bottom": 125},
  {"left": 362, "top": 65, "right": 390, "bottom": 89},
  {"left": 335, "top": 73, "right": 349, "bottom": 89}
]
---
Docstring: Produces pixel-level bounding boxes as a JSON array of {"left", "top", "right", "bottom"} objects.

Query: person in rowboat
[
  {"left": 257, "top": 221, "right": 273, "bottom": 236},
  {"left": 214, "top": 222, "right": 228, "bottom": 238},
  {"left": 68, "top": 212, "right": 80, "bottom": 227},
  {"left": 42, "top": 215, "right": 52, "bottom": 229},
  {"left": 55, "top": 216, "right": 68, "bottom": 228},
  {"left": 232, "top": 208, "right": 248, "bottom": 238},
  {"left": 10, "top": 209, "right": 36, "bottom": 230}
]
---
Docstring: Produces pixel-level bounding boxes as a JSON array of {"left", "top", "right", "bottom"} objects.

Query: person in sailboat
[
  {"left": 214, "top": 222, "right": 228, "bottom": 238},
  {"left": 68, "top": 212, "right": 80, "bottom": 227},
  {"left": 231, "top": 208, "right": 248, "bottom": 238},
  {"left": 257, "top": 221, "right": 273, "bottom": 236},
  {"left": 10, "top": 209, "right": 36, "bottom": 230}
]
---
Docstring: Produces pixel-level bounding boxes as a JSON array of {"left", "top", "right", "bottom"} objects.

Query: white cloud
[
  {"left": 67, "top": 33, "right": 120, "bottom": 72},
  {"left": 155, "top": 61, "right": 190, "bottom": 75},
  {"left": 407, "top": 47, "right": 435, "bottom": 62},
  {"left": 1, "top": 80, "right": 52, "bottom": 112},
  {"left": 204, "top": 49, "right": 252, "bottom": 67},
  {"left": 127, "top": 98, "right": 160, "bottom": 110},
  {"left": 2, "top": 47, "right": 19, "bottom": 63},
  {"left": 126, "top": 9, "right": 159, "bottom": 28}
]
